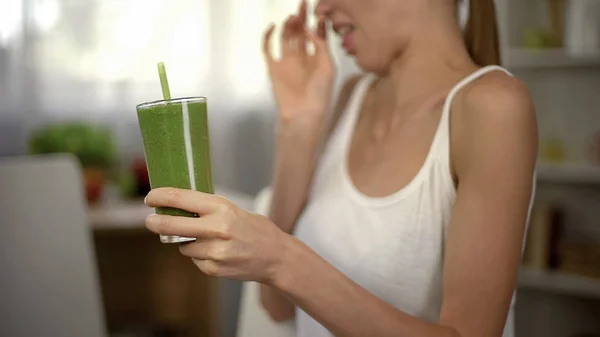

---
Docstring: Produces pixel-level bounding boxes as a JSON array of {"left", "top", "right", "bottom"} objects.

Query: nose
[{"left": 314, "top": 0, "right": 333, "bottom": 17}]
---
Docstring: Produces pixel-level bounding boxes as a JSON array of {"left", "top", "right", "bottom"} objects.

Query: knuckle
[
  {"left": 202, "top": 261, "right": 220, "bottom": 277},
  {"left": 166, "top": 188, "right": 181, "bottom": 204},
  {"left": 208, "top": 245, "right": 228, "bottom": 262},
  {"left": 217, "top": 221, "right": 233, "bottom": 238},
  {"left": 218, "top": 198, "right": 238, "bottom": 219},
  {"left": 216, "top": 197, "right": 233, "bottom": 213},
  {"left": 217, "top": 203, "right": 230, "bottom": 215},
  {"left": 156, "top": 216, "right": 173, "bottom": 233},
  {"left": 224, "top": 208, "right": 238, "bottom": 224}
]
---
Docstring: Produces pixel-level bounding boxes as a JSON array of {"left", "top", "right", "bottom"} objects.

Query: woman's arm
[
  {"left": 144, "top": 76, "right": 537, "bottom": 336},
  {"left": 259, "top": 0, "right": 336, "bottom": 321},
  {"left": 268, "top": 77, "right": 537, "bottom": 337},
  {"left": 261, "top": 74, "right": 363, "bottom": 322},
  {"left": 268, "top": 74, "right": 363, "bottom": 234}
]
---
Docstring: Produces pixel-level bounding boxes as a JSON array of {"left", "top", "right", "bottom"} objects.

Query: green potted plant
[{"left": 29, "top": 123, "right": 117, "bottom": 204}]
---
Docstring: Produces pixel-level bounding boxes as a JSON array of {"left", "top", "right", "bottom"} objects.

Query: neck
[{"left": 375, "top": 17, "right": 478, "bottom": 108}]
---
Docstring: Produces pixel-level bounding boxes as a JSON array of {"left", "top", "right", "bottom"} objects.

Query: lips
[{"left": 333, "top": 24, "right": 356, "bottom": 54}]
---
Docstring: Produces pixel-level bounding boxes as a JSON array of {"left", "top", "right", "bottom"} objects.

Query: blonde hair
[{"left": 463, "top": 0, "right": 501, "bottom": 66}]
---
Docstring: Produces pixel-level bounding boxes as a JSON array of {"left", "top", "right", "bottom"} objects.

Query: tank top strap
[{"left": 431, "top": 65, "right": 513, "bottom": 159}]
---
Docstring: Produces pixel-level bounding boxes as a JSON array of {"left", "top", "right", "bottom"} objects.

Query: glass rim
[{"left": 136, "top": 96, "right": 206, "bottom": 110}]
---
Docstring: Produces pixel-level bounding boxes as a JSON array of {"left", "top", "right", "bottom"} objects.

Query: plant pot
[{"left": 83, "top": 167, "right": 106, "bottom": 204}]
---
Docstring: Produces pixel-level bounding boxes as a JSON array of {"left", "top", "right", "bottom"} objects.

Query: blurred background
[{"left": 1, "top": 0, "right": 599, "bottom": 336}]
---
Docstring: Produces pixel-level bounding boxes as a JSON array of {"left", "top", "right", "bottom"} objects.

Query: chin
[{"left": 354, "top": 51, "right": 390, "bottom": 75}]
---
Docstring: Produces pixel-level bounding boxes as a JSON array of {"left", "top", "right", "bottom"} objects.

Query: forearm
[
  {"left": 273, "top": 237, "right": 458, "bottom": 337},
  {"left": 262, "top": 122, "right": 325, "bottom": 321},
  {"left": 259, "top": 284, "right": 295, "bottom": 322},
  {"left": 269, "top": 123, "right": 323, "bottom": 234}
]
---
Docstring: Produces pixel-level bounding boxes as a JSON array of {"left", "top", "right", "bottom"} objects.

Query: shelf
[
  {"left": 88, "top": 186, "right": 255, "bottom": 230},
  {"left": 537, "top": 163, "right": 600, "bottom": 185},
  {"left": 518, "top": 267, "right": 600, "bottom": 299},
  {"left": 505, "top": 48, "right": 600, "bottom": 69}
]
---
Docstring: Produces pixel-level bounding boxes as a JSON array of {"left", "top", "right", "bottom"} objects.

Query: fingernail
[{"left": 144, "top": 196, "right": 148, "bottom": 205}]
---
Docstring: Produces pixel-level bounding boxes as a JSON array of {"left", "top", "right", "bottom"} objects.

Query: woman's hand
[
  {"left": 145, "top": 188, "right": 292, "bottom": 284},
  {"left": 264, "top": 0, "right": 335, "bottom": 129}
]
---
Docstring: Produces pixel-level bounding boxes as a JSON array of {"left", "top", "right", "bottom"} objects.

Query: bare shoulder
[
  {"left": 458, "top": 71, "right": 536, "bottom": 128},
  {"left": 452, "top": 71, "right": 538, "bottom": 176}
]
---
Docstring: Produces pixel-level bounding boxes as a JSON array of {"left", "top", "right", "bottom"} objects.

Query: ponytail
[{"left": 463, "top": 0, "right": 501, "bottom": 66}]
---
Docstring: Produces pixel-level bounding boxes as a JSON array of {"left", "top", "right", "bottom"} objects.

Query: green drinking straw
[{"left": 157, "top": 62, "right": 172, "bottom": 100}]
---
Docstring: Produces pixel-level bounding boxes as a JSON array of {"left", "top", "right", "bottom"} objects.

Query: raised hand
[{"left": 263, "top": 0, "right": 335, "bottom": 128}]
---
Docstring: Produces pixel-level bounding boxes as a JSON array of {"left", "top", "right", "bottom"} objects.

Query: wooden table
[{"left": 88, "top": 188, "right": 255, "bottom": 337}]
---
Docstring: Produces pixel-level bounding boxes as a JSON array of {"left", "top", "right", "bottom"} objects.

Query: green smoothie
[{"left": 136, "top": 97, "right": 214, "bottom": 218}]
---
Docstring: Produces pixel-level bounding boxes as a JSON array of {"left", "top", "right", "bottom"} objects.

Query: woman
[{"left": 145, "top": 0, "right": 538, "bottom": 336}]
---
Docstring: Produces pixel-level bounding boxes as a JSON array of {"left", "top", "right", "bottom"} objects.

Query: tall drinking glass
[{"left": 136, "top": 97, "right": 214, "bottom": 243}]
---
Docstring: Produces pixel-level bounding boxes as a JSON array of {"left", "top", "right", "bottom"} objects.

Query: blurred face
[{"left": 315, "top": 0, "right": 427, "bottom": 74}]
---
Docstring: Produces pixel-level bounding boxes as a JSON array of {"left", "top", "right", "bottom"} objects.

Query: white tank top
[{"left": 294, "top": 66, "right": 520, "bottom": 337}]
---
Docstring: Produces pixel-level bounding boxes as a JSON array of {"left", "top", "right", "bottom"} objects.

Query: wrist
[
  {"left": 276, "top": 119, "right": 328, "bottom": 159},
  {"left": 277, "top": 114, "right": 326, "bottom": 141},
  {"left": 270, "top": 234, "right": 309, "bottom": 292}
]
